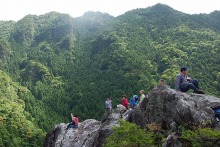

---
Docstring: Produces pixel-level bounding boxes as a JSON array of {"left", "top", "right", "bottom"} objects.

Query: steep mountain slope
[
  {"left": 0, "top": 20, "right": 15, "bottom": 40},
  {"left": 0, "top": 70, "right": 45, "bottom": 146},
  {"left": 90, "top": 3, "right": 220, "bottom": 95},
  {"left": 0, "top": 3, "right": 220, "bottom": 146}
]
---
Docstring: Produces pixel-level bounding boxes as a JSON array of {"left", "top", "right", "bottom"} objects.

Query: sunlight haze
[{"left": 0, "top": 0, "right": 220, "bottom": 21}]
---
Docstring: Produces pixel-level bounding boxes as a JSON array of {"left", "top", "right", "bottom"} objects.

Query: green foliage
[
  {"left": 182, "top": 128, "right": 220, "bottom": 147},
  {"left": 0, "top": 70, "right": 45, "bottom": 146},
  {"left": 20, "top": 60, "right": 51, "bottom": 83},
  {"left": 0, "top": 21, "right": 15, "bottom": 40},
  {"left": 104, "top": 120, "right": 164, "bottom": 147},
  {"left": 0, "top": 39, "right": 12, "bottom": 61},
  {"left": 0, "top": 3, "right": 220, "bottom": 146}
]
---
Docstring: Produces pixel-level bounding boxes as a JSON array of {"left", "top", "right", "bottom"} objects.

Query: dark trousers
[
  {"left": 67, "top": 122, "right": 76, "bottom": 129},
  {"left": 101, "top": 108, "right": 111, "bottom": 123},
  {"left": 180, "top": 79, "right": 199, "bottom": 92}
]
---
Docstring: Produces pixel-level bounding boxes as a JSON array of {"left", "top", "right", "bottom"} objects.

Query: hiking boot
[
  {"left": 193, "top": 90, "right": 205, "bottom": 94},
  {"left": 198, "top": 90, "right": 205, "bottom": 94}
]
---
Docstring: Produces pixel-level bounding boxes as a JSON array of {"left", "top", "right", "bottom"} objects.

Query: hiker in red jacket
[
  {"left": 122, "top": 95, "right": 128, "bottom": 109},
  {"left": 66, "top": 113, "right": 78, "bottom": 129}
]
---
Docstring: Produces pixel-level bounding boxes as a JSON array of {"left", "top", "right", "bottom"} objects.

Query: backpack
[{"left": 214, "top": 108, "right": 220, "bottom": 115}]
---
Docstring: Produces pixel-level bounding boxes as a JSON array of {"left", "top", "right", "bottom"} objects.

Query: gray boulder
[
  {"left": 43, "top": 119, "right": 101, "bottom": 147},
  {"left": 140, "top": 86, "right": 220, "bottom": 129},
  {"left": 126, "top": 109, "right": 146, "bottom": 128},
  {"left": 43, "top": 111, "right": 120, "bottom": 147},
  {"left": 92, "top": 112, "right": 120, "bottom": 147}
]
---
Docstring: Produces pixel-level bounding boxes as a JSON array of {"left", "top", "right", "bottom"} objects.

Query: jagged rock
[
  {"left": 44, "top": 86, "right": 220, "bottom": 147},
  {"left": 43, "top": 111, "right": 120, "bottom": 147},
  {"left": 170, "top": 121, "right": 178, "bottom": 132},
  {"left": 127, "top": 109, "right": 146, "bottom": 128},
  {"left": 43, "top": 119, "right": 101, "bottom": 147},
  {"left": 140, "top": 86, "right": 220, "bottom": 130},
  {"left": 92, "top": 112, "right": 120, "bottom": 147},
  {"left": 214, "top": 122, "right": 220, "bottom": 130},
  {"left": 162, "top": 138, "right": 183, "bottom": 147},
  {"left": 43, "top": 123, "right": 63, "bottom": 147},
  {"left": 162, "top": 132, "right": 191, "bottom": 147}
]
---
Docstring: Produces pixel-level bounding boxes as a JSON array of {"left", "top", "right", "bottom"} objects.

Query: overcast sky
[{"left": 1, "top": 0, "right": 220, "bottom": 21}]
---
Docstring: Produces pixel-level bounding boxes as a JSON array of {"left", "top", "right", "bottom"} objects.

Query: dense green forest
[{"left": 0, "top": 3, "right": 220, "bottom": 146}]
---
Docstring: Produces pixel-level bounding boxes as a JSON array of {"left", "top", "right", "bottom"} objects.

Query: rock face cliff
[
  {"left": 140, "top": 86, "right": 220, "bottom": 130},
  {"left": 44, "top": 87, "right": 220, "bottom": 147},
  {"left": 43, "top": 112, "right": 121, "bottom": 147}
]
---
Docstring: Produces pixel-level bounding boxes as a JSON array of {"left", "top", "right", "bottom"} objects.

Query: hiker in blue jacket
[{"left": 129, "top": 95, "right": 138, "bottom": 108}]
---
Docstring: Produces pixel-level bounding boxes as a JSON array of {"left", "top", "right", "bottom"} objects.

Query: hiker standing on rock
[
  {"left": 101, "top": 97, "right": 112, "bottom": 123},
  {"left": 105, "top": 97, "right": 112, "bottom": 110},
  {"left": 175, "top": 66, "right": 204, "bottom": 94}
]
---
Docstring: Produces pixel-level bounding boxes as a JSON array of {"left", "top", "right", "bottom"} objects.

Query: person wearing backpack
[
  {"left": 175, "top": 66, "right": 205, "bottom": 94},
  {"left": 66, "top": 113, "right": 78, "bottom": 129}
]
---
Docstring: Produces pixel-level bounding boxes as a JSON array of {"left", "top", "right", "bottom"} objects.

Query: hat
[
  {"left": 139, "top": 90, "right": 145, "bottom": 93},
  {"left": 180, "top": 66, "right": 189, "bottom": 71},
  {"left": 133, "top": 95, "right": 138, "bottom": 99}
]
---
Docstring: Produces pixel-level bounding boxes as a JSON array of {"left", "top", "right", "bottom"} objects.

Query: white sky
[{"left": 0, "top": 0, "right": 220, "bottom": 21}]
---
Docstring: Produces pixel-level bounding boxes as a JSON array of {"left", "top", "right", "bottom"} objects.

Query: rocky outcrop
[
  {"left": 126, "top": 109, "right": 146, "bottom": 128},
  {"left": 140, "top": 86, "right": 220, "bottom": 130},
  {"left": 43, "top": 119, "right": 101, "bottom": 147},
  {"left": 43, "top": 111, "right": 121, "bottom": 147},
  {"left": 162, "top": 132, "right": 191, "bottom": 147},
  {"left": 92, "top": 112, "right": 120, "bottom": 147},
  {"left": 44, "top": 86, "right": 220, "bottom": 147}
]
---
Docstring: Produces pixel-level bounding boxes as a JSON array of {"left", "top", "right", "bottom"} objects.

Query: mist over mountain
[{"left": 1, "top": 3, "right": 220, "bottom": 146}]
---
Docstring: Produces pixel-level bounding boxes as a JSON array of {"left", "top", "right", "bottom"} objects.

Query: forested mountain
[
  {"left": 0, "top": 70, "right": 45, "bottom": 146},
  {"left": 0, "top": 3, "right": 220, "bottom": 146}
]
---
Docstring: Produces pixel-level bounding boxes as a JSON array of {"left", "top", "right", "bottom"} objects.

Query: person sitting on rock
[
  {"left": 159, "top": 79, "right": 164, "bottom": 86},
  {"left": 66, "top": 113, "right": 78, "bottom": 129},
  {"left": 122, "top": 95, "right": 128, "bottom": 109},
  {"left": 139, "top": 90, "right": 145, "bottom": 104},
  {"left": 129, "top": 95, "right": 138, "bottom": 108},
  {"left": 175, "top": 66, "right": 204, "bottom": 94},
  {"left": 157, "top": 79, "right": 168, "bottom": 89}
]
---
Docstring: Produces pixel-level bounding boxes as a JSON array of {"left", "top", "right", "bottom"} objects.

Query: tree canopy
[{"left": 0, "top": 3, "right": 220, "bottom": 146}]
